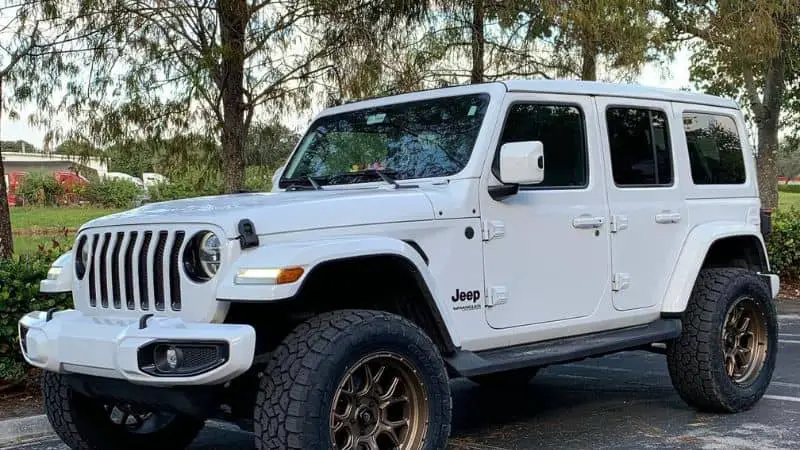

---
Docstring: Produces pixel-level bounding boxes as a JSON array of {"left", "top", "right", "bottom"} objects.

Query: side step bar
[{"left": 445, "top": 319, "right": 682, "bottom": 377}]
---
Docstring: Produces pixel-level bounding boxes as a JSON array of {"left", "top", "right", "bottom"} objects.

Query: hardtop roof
[{"left": 501, "top": 79, "right": 739, "bottom": 109}]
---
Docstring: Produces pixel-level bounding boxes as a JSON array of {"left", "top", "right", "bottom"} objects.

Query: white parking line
[
  {"left": 780, "top": 333, "right": 800, "bottom": 338},
  {"left": 764, "top": 395, "right": 800, "bottom": 403},
  {"left": 779, "top": 340, "right": 800, "bottom": 344}
]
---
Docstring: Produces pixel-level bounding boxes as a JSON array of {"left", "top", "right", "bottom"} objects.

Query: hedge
[
  {"left": 766, "top": 208, "right": 800, "bottom": 280},
  {"left": 84, "top": 178, "right": 142, "bottom": 208},
  {"left": 778, "top": 184, "right": 800, "bottom": 194},
  {"left": 0, "top": 242, "right": 71, "bottom": 383}
]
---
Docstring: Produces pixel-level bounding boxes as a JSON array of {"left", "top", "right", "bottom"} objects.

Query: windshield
[{"left": 279, "top": 93, "right": 490, "bottom": 188}]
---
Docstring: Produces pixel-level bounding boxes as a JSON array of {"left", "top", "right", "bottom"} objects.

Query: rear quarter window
[{"left": 683, "top": 113, "right": 746, "bottom": 185}]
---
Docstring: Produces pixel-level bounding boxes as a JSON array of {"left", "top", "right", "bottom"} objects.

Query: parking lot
[{"left": 11, "top": 302, "right": 800, "bottom": 450}]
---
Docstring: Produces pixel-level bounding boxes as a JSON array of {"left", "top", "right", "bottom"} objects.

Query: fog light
[
  {"left": 166, "top": 347, "right": 180, "bottom": 369},
  {"left": 139, "top": 342, "right": 229, "bottom": 377}
]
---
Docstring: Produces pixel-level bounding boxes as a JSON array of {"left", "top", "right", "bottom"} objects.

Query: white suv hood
[{"left": 79, "top": 188, "right": 437, "bottom": 238}]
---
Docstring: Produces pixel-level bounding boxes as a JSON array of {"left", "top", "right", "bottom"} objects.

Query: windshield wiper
[
  {"left": 283, "top": 176, "right": 323, "bottom": 191},
  {"left": 327, "top": 169, "right": 418, "bottom": 189}
]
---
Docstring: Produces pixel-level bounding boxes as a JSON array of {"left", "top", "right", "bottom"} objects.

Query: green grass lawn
[
  {"left": 779, "top": 191, "right": 800, "bottom": 210},
  {"left": 9, "top": 206, "right": 122, "bottom": 256},
  {"left": 10, "top": 206, "right": 121, "bottom": 232}
]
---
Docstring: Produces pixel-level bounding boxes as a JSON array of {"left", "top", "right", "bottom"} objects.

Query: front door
[
  {"left": 594, "top": 97, "right": 689, "bottom": 311},
  {"left": 481, "top": 93, "right": 612, "bottom": 329}
]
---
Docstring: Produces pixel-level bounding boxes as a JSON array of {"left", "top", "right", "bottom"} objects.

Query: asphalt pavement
[{"left": 9, "top": 303, "right": 800, "bottom": 450}]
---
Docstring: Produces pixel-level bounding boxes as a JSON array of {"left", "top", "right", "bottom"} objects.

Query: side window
[
  {"left": 606, "top": 107, "right": 673, "bottom": 187},
  {"left": 683, "top": 113, "right": 746, "bottom": 184},
  {"left": 493, "top": 103, "right": 587, "bottom": 188}
]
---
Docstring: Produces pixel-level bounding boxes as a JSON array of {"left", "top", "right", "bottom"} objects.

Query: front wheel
[
  {"left": 667, "top": 268, "right": 778, "bottom": 413},
  {"left": 254, "top": 309, "right": 452, "bottom": 450},
  {"left": 43, "top": 372, "right": 204, "bottom": 450}
]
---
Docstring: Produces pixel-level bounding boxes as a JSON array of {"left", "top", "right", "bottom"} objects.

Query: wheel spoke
[
  {"left": 372, "top": 365, "right": 386, "bottom": 384},
  {"left": 380, "top": 394, "right": 409, "bottom": 409},
  {"left": 379, "top": 377, "right": 400, "bottom": 402},
  {"left": 725, "top": 355, "right": 736, "bottom": 377},
  {"left": 358, "top": 364, "right": 373, "bottom": 396},
  {"left": 738, "top": 316, "right": 751, "bottom": 333},
  {"left": 384, "top": 417, "right": 409, "bottom": 429}
]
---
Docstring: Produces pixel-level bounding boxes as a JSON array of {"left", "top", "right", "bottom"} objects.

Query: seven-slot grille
[{"left": 84, "top": 230, "right": 186, "bottom": 312}]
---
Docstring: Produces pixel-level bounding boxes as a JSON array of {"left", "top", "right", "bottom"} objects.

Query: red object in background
[
  {"left": 6, "top": 171, "right": 26, "bottom": 206},
  {"left": 5, "top": 170, "right": 88, "bottom": 206}
]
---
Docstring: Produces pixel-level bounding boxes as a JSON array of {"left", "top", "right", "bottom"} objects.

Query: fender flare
[
  {"left": 661, "top": 222, "right": 769, "bottom": 314},
  {"left": 216, "top": 235, "right": 461, "bottom": 348}
]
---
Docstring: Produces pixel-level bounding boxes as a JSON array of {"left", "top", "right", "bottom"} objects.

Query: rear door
[{"left": 595, "top": 98, "right": 689, "bottom": 311}]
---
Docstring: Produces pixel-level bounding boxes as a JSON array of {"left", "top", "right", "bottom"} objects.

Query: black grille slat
[
  {"left": 153, "top": 231, "right": 169, "bottom": 311},
  {"left": 170, "top": 232, "right": 185, "bottom": 311},
  {"left": 88, "top": 234, "right": 99, "bottom": 307},
  {"left": 124, "top": 232, "right": 138, "bottom": 309},
  {"left": 138, "top": 231, "right": 153, "bottom": 311},
  {"left": 84, "top": 229, "right": 185, "bottom": 313},
  {"left": 98, "top": 233, "right": 111, "bottom": 308},
  {"left": 111, "top": 232, "right": 124, "bottom": 309}
]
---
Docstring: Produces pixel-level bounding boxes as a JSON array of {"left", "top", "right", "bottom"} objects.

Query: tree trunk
[
  {"left": 218, "top": 0, "right": 248, "bottom": 194},
  {"left": 470, "top": 0, "right": 485, "bottom": 84},
  {"left": 581, "top": 45, "right": 597, "bottom": 81},
  {"left": 757, "top": 119, "right": 780, "bottom": 210},
  {"left": 0, "top": 79, "right": 13, "bottom": 258}
]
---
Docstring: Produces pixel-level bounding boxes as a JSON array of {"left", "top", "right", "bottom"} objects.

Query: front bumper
[{"left": 19, "top": 310, "right": 256, "bottom": 386}]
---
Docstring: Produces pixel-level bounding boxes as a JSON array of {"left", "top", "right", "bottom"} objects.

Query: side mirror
[
  {"left": 498, "top": 141, "right": 544, "bottom": 185},
  {"left": 489, "top": 141, "right": 544, "bottom": 200}
]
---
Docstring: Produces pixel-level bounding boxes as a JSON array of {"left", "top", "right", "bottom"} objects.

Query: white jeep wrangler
[{"left": 20, "top": 80, "right": 779, "bottom": 450}]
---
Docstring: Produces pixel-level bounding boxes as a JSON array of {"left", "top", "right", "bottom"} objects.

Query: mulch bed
[
  {"left": 0, "top": 370, "right": 43, "bottom": 421},
  {"left": 778, "top": 277, "right": 800, "bottom": 301}
]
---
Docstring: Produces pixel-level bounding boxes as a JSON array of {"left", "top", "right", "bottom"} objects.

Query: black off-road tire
[
  {"left": 254, "top": 309, "right": 452, "bottom": 450},
  {"left": 469, "top": 367, "right": 539, "bottom": 388},
  {"left": 43, "top": 372, "right": 204, "bottom": 450},
  {"left": 666, "top": 268, "right": 778, "bottom": 413}
]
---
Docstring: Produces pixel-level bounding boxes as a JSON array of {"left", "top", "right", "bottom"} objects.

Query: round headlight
[
  {"left": 184, "top": 231, "right": 221, "bottom": 282},
  {"left": 199, "top": 233, "right": 221, "bottom": 276},
  {"left": 75, "top": 236, "right": 88, "bottom": 280}
]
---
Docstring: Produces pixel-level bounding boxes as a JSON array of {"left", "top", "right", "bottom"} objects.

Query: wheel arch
[
  {"left": 661, "top": 222, "right": 772, "bottom": 315},
  {"left": 218, "top": 235, "right": 460, "bottom": 355}
]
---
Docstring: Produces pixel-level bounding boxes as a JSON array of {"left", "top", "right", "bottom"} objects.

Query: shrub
[
  {"left": 778, "top": 184, "right": 800, "bottom": 194},
  {"left": 84, "top": 178, "right": 141, "bottom": 208},
  {"left": 0, "top": 242, "right": 72, "bottom": 383},
  {"left": 147, "top": 178, "right": 223, "bottom": 202},
  {"left": 16, "top": 172, "right": 64, "bottom": 206},
  {"left": 766, "top": 208, "right": 800, "bottom": 279}
]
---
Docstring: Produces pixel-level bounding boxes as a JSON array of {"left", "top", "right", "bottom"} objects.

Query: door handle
[
  {"left": 655, "top": 211, "right": 681, "bottom": 224},
  {"left": 572, "top": 215, "right": 605, "bottom": 229}
]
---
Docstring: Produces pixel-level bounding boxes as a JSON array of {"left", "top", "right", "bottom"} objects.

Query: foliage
[
  {"left": 16, "top": 172, "right": 64, "bottom": 206},
  {"left": 778, "top": 184, "right": 800, "bottom": 194},
  {"left": 777, "top": 138, "right": 800, "bottom": 179},
  {"left": 0, "top": 242, "right": 72, "bottom": 383},
  {"left": 83, "top": 178, "right": 141, "bottom": 209},
  {"left": 146, "top": 178, "right": 223, "bottom": 203},
  {"left": 766, "top": 208, "right": 800, "bottom": 280},
  {"left": 660, "top": 1, "right": 800, "bottom": 210}
]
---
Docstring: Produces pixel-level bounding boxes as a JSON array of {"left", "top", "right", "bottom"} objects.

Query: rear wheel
[
  {"left": 667, "top": 268, "right": 778, "bottom": 413},
  {"left": 254, "top": 309, "right": 452, "bottom": 450},
  {"left": 43, "top": 372, "right": 204, "bottom": 450}
]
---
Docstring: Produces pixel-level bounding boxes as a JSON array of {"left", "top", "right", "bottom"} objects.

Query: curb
[{"left": 0, "top": 415, "right": 52, "bottom": 448}]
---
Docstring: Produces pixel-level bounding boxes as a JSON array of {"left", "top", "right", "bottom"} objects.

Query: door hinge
[
  {"left": 482, "top": 220, "right": 506, "bottom": 241},
  {"left": 612, "top": 273, "right": 631, "bottom": 292},
  {"left": 485, "top": 286, "right": 508, "bottom": 307},
  {"left": 610, "top": 215, "right": 628, "bottom": 233}
]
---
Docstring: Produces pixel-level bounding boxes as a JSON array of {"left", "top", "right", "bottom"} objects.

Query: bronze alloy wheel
[
  {"left": 331, "top": 352, "right": 429, "bottom": 450},
  {"left": 722, "top": 296, "right": 769, "bottom": 385}
]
